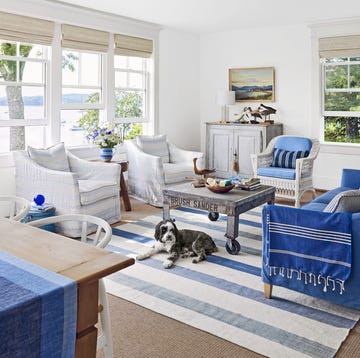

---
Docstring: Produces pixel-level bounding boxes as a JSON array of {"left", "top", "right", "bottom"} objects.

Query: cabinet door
[
  {"left": 233, "top": 129, "right": 262, "bottom": 175},
  {"left": 208, "top": 128, "right": 232, "bottom": 178}
]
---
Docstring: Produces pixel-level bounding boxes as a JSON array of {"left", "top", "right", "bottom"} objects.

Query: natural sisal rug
[{"left": 105, "top": 206, "right": 360, "bottom": 358}]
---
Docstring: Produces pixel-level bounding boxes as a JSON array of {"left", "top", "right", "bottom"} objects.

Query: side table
[{"left": 112, "top": 160, "right": 132, "bottom": 212}]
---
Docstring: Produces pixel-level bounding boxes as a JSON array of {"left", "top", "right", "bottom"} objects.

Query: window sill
[{"left": 320, "top": 142, "right": 360, "bottom": 155}]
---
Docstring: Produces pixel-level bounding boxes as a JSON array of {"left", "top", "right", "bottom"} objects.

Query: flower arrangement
[{"left": 86, "top": 127, "right": 122, "bottom": 149}]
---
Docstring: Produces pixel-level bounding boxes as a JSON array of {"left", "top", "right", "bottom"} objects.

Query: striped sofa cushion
[
  {"left": 324, "top": 189, "right": 360, "bottom": 213},
  {"left": 28, "top": 143, "right": 70, "bottom": 172},
  {"left": 271, "top": 148, "right": 309, "bottom": 169},
  {"left": 78, "top": 180, "right": 118, "bottom": 205},
  {"left": 136, "top": 135, "right": 169, "bottom": 163}
]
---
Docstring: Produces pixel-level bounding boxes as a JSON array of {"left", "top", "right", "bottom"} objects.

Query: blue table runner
[{"left": 0, "top": 249, "right": 77, "bottom": 358}]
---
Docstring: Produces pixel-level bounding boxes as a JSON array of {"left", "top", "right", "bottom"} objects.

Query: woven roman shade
[
  {"left": 0, "top": 11, "right": 54, "bottom": 45},
  {"left": 114, "top": 34, "right": 153, "bottom": 58},
  {"left": 62, "top": 24, "right": 109, "bottom": 52},
  {"left": 319, "top": 35, "right": 360, "bottom": 58}
]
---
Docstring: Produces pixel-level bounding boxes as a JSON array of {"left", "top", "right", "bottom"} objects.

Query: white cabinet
[{"left": 206, "top": 122, "right": 283, "bottom": 177}]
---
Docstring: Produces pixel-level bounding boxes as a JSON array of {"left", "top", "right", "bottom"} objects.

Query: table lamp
[{"left": 217, "top": 90, "right": 235, "bottom": 123}]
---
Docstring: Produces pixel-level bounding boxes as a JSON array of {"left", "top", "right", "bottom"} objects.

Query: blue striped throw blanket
[
  {"left": 263, "top": 205, "right": 352, "bottom": 294},
  {"left": 0, "top": 249, "right": 77, "bottom": 358}
]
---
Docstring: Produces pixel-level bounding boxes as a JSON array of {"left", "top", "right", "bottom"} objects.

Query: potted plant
[{"left": 86, "top": 127, "right": 122, "bottom": 162}]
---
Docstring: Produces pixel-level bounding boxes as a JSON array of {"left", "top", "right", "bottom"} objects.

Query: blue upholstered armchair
[
  {"left": 251, "top": 135, "right": 320, "bottom": 207},
  {"left": 262, "top": 168, "right": 360, "bottom": 310}
]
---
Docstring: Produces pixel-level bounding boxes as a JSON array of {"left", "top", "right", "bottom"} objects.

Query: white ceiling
[{"left": 54, "top": 0, "right": 360, "bottom": 34}]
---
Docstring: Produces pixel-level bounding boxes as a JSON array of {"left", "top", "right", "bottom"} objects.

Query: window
[
  {"left": 0, "top": 12, "right": 156, "bottom": 154},
  {"left": 114, "top": 55, "right": 149, "bottom": 139},
  {"left": 61, "top": 49, "right": 104, "bottom": 146},
  {"left": 0, "top": 40, "right": 49, "bottom": 151},
  {"left": 319, "top": 35, "right": 360, "bottom": 145},
  {"left": 322, "top": 57, "right": 360, "bottom": 144}
]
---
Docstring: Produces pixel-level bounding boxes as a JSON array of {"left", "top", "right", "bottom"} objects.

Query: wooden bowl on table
[{"left": 205, "top": 183, "right": 234, "bottom": 194}]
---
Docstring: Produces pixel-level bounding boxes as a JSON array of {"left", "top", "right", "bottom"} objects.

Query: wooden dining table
[{"left": 0, "top": 217, "right": 134, "bottom": 358}]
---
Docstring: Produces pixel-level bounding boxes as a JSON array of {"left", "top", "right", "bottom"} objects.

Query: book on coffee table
[{"left": 232, "top": 177, "right": 261, "bottom": 190}]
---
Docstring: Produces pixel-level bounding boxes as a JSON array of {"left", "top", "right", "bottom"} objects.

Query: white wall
[
  {"left": 200, "top": 25, "right": 311, "bottom": 138},
  {"left": 158, "top": 29, "right": 200, "bottom": 150},
  {"left": 199, "top": 24, "right": 360, "bottom": 190}
]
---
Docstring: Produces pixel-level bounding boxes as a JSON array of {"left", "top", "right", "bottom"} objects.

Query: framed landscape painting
[{"left": 229, "top": 67, "right": 275, "bottom": 102}]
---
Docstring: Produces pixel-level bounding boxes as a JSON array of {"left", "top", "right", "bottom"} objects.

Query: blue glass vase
[{"left": 99, "top": 148, "right": 114, "bottom": 162}]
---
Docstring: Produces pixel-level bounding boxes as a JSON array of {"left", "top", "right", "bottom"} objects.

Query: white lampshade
[
  {"left": 216, "top": 90, "right": 236, "bottom": 106},
  {"left": 217, "top": 90, "right": 235, "bottom": 122}
]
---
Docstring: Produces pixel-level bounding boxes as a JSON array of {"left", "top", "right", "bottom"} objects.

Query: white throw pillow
[
  {"left": 136, "top": 134, "right": 169, "bottom": 163},
  {"left": 323, "top": 189, "right": 360, "bottom": 213},
  {"left": 28, "top": 142, "right": 70, "bottom": 172}
]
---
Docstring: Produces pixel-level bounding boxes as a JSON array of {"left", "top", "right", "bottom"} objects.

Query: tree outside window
[{"left": 0, "top": 41, "right": 45, "bottom": 150}]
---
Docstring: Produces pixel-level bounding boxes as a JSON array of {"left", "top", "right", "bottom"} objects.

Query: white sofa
[{"left": 126, "top": 135, "right": 204, "bottom": 207}]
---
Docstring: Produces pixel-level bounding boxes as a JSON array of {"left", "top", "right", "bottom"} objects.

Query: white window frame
[
  {"left": 0, "top": 41, "right": 50, "bottom": 127},
  {"left": 0, "top": 3, "right": 159, "bottom": 161},
  {"left": 321, "top": 57, "right": 360, "bottom": 145},
  {"left": 61, "top": 48, "right": 105, "bottom": 111},
  {"left": 309, "top": 20, "right": 360, "bottom": 157},
  {"left": 113, "top": 55, "right": 150, "bottom": 124}
]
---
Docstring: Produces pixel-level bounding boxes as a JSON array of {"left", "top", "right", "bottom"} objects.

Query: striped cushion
[
  {"left": 136, "top": 135, "right": 169, "bottom": 163},
  {"left": 324, "top": 189, "right": 360, "bottom": 213},
  {"left": 271, "top": 148, "right": 309, "bottom": 169},
  {"left": 78, "top": 180, "right": 118, "bottom": 205},
  {"left": 28, "top": 143, "right": 70, "bottom": 172}
]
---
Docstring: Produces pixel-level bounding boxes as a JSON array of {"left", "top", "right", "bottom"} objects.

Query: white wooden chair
[
  {"left": 0, "top": 196, "right": 31, "bottom": 221},
  {"left": 251, "top": 135, "right": 320, "bottom": 207},
  {"left": 27, "top": 214, "right": 114, "bottom": 358}
]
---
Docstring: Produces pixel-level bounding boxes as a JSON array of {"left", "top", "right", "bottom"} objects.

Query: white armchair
[
  {"left": 251, "top": 135, "right": 320, "bottom": 207},
  {"left": 126, "top": 135, "right": 204, "bottom": 207},
  {"left": 13, "top": 143, "right": 120, "bottom": 237}
]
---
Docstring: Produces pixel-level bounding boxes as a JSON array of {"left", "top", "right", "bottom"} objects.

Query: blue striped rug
[{"left": 105, "top": 206, "right": 359, "bottom": 358}]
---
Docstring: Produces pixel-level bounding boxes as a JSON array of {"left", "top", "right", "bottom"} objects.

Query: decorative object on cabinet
[
  {"left": 234, "top": 104, "right": 278, "bottom": 124},
  {"left": 206, "top": 122, "right": 283, "bottom": 177},
  {"left": 236, "top": 108, "right": 251, "bottom": 123},
  {"left": 258, "top": 103, "right": 277, "bottom": 123},
  {"left": 229, "top": 67, "right": 275, "bottom": 102},
  {"left": 216, "top": 90, "right": 235, "bottom": 122},
  {"left": 248, "top": 107, "right": 263, "bottom": 123}
]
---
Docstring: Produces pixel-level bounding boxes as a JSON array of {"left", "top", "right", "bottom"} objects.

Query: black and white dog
[{"left": 136, "top": 219, "right": 217, "bottom": 268}]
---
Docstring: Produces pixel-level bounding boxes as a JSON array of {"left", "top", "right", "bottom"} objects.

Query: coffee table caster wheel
[
  {"left": 225, "top": 239, "right": 241, "bottom": 255},
  {"left": 208, "top": 212, "right": 219, "bottom": 221}
]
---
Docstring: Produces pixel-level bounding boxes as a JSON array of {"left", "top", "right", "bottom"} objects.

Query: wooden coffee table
[{"left": 162, "top": 183, "right": 275, "bottom": 254}]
